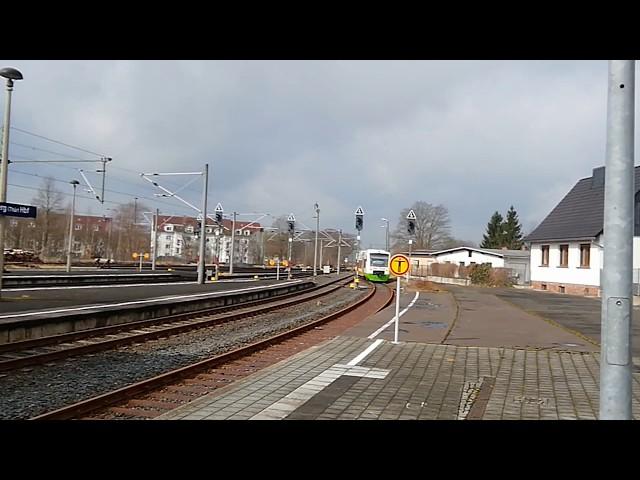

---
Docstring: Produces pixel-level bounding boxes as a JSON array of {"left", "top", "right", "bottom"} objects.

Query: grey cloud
[{"left": 0, "top": 60, "right": 622, "bottom": 249}]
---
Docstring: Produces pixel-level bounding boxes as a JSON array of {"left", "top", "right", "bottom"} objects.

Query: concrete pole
[
  {"left": 313, "top": 203, "right": 319, "bottom": 276},
  {"left": 215, "top": 231, "right": 220, "bottom": 280},
  {"left": 600, "top": 60, "right": 635, "bottom": 420},
  {"left": 319, "top": 239, "right": 323, "bottom": 273},
  {"left": 230, "top": 211, "right": 237, "bottom": 274},
  {"left": 337, "top": 229, "right": 342, "bottom": 275},
  {"left": 197, "top": 164, "right": 208, "bottom": 284},
  {"left": 107, "top": 216, "right": 113, "bottom": 261},
  {"left": 288, "top": 237, "right": 292, "bottom": 280},
  {"left": 151, "top": 208, "right": 158, "bottom": 271},
  {"left": 66, "top": 183, "right": 78, "bottom": 273},
  {"left": 407, "top": 239, "right": 413, "bottom": 283},
  {"left": 0, "top": 79, "right": 15, "bottom": 296}
]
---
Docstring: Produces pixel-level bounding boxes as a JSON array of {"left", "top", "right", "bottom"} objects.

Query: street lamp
[
  {"left": 0, "top": 67, "right": 23, "bottom": 297},
  {"left": 313, "top": 203, "right": 320, "bottom": 276},
  {"left": 381, "top": 218, "right": 390, "bottom": 251},
  {"left": 66, "top": 180, "right": 80, "bottom": 272}
]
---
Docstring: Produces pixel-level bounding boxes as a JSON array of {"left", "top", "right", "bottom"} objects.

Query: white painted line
[
  {"left": 6, "top": 273, "right": 176, "bottom": 279},
  {"left": 0, "top": 280, "right": 304, "bottom": 320},
  {"left": 346, "top": 339, "right": 384, "bottom": 366},
  {"left": 250, "top": 357, "right": 390, "bottom": 420},
  {"left": 4, "top": 278, "right": 269, "bottom": 292},
  {"left": 367, "top": 291, "right": 420, "bottom": 339},
  {"left": 6, "top": 281, "right": 197, "bottom": 292}
]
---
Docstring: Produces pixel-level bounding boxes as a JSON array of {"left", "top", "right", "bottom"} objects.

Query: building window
[
  {"left": 75, "top": 224, "right": 82, "bottom": 231},
  {"left": 236, "top": 229, "right": 242, "bottom": 235},
  {"left": 580, "top": 244, "right": 590, "bottom": 268},
  {"left": 541, "top": 245, "right": 549, "bottom": 266},
  {"left": 164, "top": 225, "right": 174, "bottom": 232},
  {"left": 244, "top": 230, "right": 250, "bottom": 236},
  {"left": 93, "top": 225, "right": 100, "bottom": 232},
  {"left": 468, "top": 250, "right": 472, "bottom": 258},
  {"left": 541, "top": 283, "right": 547, "bottom": 290},
  {"left": 206, "top": 227, "right": 213, "bottom": 233},
  {"left": 165, "top": 235, "right": 172, "bottom": 240},
  {"left": 177, "top": 240, "right": 182, "bottom": 246},
  {"left": 165, "top": 244, "right": 171, "bottom": 250},
  {"left": 559, "top": 245, "right": 569, "bottom": 267},
  {"left": 559, "top": 285, "right": 565, "bottom": 294},
  {"left": 185, "top": 226, "right": 194, "bottom": 233}
]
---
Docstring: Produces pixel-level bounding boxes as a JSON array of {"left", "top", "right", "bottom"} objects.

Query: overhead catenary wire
[
  {"left": 10, "top": 142, "right": 90, "bottom": 160},
  {"left": 5, "top": 130, "right": 221, "bottom": 218},
  {"left": 9, "top": 126, "right": 107, "bottom": 158}
]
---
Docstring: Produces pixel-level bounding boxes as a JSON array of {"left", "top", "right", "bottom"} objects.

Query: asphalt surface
[
  {"left": 0, "top": 278, "right": 312, "bottom": 316},
  {"left": 482, "top": 286, "right": 640, "bottom": 366}
]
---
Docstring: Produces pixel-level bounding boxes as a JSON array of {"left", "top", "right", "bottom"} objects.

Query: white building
[
  {"left": 154, "top": 215, "right": 262, "bottom": 264},
  {"left": 525, "top": 165, "right": 640, "bottom": 297},
  {"left": 427, "top": 246, "right": 530, "bottom": 284}
]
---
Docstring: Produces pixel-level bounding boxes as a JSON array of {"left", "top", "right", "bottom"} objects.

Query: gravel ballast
[{"left": 0, "top": 286, "right": 366, "bottom": 419}]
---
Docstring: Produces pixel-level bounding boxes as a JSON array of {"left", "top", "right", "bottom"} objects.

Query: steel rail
[
  {"left": 31, "top": 283, "right": 384, "bottom": 420},
  {"left": 0, "top": 276, "right": 353, "bottom": 371}
]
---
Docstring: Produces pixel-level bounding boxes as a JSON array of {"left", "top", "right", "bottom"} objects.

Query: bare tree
[
  {"left": 264, "top": 216, "right": 290, "bottom": 260},
  {"left": 32, "top": 177, "right": 64, "bottom": 259},
  {"left": 391, "top": 201, "right": 452, "bottom": 251},
  {"left": 111, "top": 200, "right": 150, "bottom": 260}
]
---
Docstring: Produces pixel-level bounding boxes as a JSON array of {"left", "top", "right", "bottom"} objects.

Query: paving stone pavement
[{"left": 157, "top": 335, "right": 640, "bottom": 420}]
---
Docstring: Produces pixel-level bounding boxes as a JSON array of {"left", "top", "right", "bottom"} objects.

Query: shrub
[
  {"left": 469, "top": 264, "right": 513, "bottom": 287},
  {"left": 469, "top": 263, "right": 492, "bottom": 286}
]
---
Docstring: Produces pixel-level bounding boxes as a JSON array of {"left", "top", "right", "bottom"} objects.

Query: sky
[{"left": 0, "top": 60, "right": 625, "bottom": 249}]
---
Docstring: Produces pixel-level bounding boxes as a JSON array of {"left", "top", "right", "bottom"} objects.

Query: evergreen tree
[
  {"left": 502, "top": 205, "right": 524, "bottom": 249},
  {"left": 480, "top": 211, "right": 504, "bottom": 248}
]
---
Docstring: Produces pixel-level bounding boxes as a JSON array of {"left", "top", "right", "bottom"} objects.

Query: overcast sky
[{"left": 0, "top": 60, "right": 625, "bottom": 249}]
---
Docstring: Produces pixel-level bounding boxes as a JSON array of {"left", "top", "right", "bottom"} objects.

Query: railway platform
[{"left": 158, "top": 285, "right": 640, "bottom": 420}]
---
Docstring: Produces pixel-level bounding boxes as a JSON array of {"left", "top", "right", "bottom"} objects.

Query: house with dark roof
[{"left": 524, "top": 165, "right": 639, "bottom": 296}]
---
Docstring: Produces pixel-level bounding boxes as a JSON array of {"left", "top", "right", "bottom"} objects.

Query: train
[{"left": 355, "top": 249, "right": 390, "bottom": 282}]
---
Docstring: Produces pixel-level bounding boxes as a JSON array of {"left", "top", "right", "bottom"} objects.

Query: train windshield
[{"left": 370, "top": 253, "right": 389, "bottom": 267}]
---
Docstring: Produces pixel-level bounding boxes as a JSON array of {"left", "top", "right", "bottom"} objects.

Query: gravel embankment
[{"left": 0, "top": 286, "right": 365, "bottom": 419}]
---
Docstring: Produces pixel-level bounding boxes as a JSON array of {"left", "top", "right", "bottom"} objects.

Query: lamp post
[
  {"left": 0, "top": 67, "right": 23, "bottom": 298},
  {"left": 381, "top": 218, "right": 389, "bottom": 251},
  {"left": 66, "top": 180, "right": 80, "bottom": 273},
  {"left": 313, "top": 203, "right": 319, "bottom": 276}
]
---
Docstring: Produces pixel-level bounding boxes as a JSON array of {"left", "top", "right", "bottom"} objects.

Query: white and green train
[{"left": 356, "top": 249, "right": 390, "bottom": 282}]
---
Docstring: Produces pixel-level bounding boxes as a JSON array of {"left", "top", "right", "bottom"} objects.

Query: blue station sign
[{"left": 0, "top": 202, "right": 37, "bottom": 218}]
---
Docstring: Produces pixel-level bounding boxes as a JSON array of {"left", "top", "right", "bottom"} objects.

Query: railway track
[
  {"left": 31, "top": 281, "right": 393, "bottom": 420},
  {"left": 0, "top": 275, "right": 351, "bottom": 372}
]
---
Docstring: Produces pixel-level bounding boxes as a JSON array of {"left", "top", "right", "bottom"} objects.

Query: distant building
[
  {"left": 426, "top": 246, "right": 530, "bottom": 285},
  {"left": 155, "top": 215, "right": 262, "bottom": 264}
]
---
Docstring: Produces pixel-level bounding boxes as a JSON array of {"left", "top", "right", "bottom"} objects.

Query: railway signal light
[
  {"left": 287, "top": 213, "right": 295, "bottom": 235},
  {"left": 407, "top": 219, "right": 415, "bottom": 236},
  {"left": 355, "top": 206, "right": 364, "bottom": 232},
  {"left": 407, "top": 209, "right": 416, "bottom": 236},
  {"left": 214, "top": 203, "right": 224, "bottom": 224}
]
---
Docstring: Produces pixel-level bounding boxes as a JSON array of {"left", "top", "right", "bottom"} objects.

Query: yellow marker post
[{"left": 389, "top": 254, "right": 410, "bottom": 343}]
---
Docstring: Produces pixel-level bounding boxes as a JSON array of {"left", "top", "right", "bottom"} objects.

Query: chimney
[{"left": 592, "top": 166, "right": 605, "bottom": 188}]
